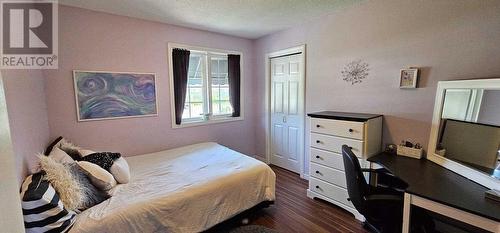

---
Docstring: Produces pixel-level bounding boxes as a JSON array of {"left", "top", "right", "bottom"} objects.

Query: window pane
[
  {"left": 219, "top": 59, "right": 228, "bottom": 74},
  {"left": 211, "top": 88, "right": 220, "bottom": 101},
  {"left": 212, "top": 101, "right": 221, "bottom": 115},
  {"left": 220, "top": 101, "right": 232, "bottom": 115},
  {"left": 220, "top": 87, "right": 229, "bottom": 100},
  {"left": 183, "top": 53, "right": 206, "bottom": 120},
  {"left": 188, "top": 77, "right": 202, "bottom": 85},
  {"left": 182, "top": 103, "right": 190, "bottom": 119},
  {"left": 211, "top": 59, "right": 218, "bottom": 76},
  {"left": 188, "top": 56, "right": 201, "bottom": 72},
  {"left": 210, "top": 56, "right": 229, "bottom": 116},
  {"left": 189, "top": 87, "right": 203, "bottom": 102},
  {"left": 190, "top": 103, "right": 204, "bottom": 117}
]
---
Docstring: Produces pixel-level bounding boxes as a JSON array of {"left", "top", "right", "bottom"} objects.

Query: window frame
[{"left": 168, "top": 43, "right": 244, "bottom": 128}]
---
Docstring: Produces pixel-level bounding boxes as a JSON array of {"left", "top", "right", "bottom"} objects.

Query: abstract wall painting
[{"left": 73, "top": 70, "right": 158, "bottom": 121}]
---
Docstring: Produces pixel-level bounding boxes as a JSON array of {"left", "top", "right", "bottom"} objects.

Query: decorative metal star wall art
[{"left": 341, "top": 60, "right": 370, "bottom": 85}]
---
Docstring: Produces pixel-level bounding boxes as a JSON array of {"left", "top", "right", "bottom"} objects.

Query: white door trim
[
  {"left": 265, "top": 44, "right": 306, "bottom": 179},
  {"left": 0, "top": 75, "right": 25, "bottom": 232}
]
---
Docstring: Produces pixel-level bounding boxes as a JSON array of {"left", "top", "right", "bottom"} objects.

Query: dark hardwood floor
[{"left": 207, "top": 165, "right": 369, "bottom": 233}]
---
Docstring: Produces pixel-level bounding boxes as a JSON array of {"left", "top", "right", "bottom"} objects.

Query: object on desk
[
  {"left": 385, "top": 144, "right": 397, "bottom": 155},
  {"left": 401, "top": 140, "right": 414, "bottom": 148},
  {"left": 397, "top": 145, "right": 423, "bottom": 159},
  {"left": 485, "top": 189, "right": 500, "bottom": 202}
]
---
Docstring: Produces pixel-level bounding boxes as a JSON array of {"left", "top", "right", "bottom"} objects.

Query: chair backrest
[{"left": 342, "top": 145, "right": 369, "bottom": 215}]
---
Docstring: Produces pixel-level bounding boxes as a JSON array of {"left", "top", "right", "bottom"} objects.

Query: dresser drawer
[
  {"left": 309, "top": 177, "right": 354, "bottom": 208},
  {"left": 310, "top": 163, "right": 346, "bottom": 188},
  {"left": 311, "top": 118, "right": 364, "bottom": 140},
  {"left": 310, "top": 148, "right": 345, "bottom": 170},
  {"left": 311, "top": 133, "right": 364, "bottom": 156}
]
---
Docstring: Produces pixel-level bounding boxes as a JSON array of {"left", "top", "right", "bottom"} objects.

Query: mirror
[{"left": 436, "top": 89, "right": 500, "bottom": 179}]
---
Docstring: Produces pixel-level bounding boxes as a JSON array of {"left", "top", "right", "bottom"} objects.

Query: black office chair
[{"left": 342, "top": 145, "right": 404, "bottom": 233}]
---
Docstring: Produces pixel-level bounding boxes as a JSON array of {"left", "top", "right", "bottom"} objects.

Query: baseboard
[{"left": 254, "top": 155, "right": 268, "bottom": 163}]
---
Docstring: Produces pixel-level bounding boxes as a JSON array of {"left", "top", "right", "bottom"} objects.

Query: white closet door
[{"left": 270, "top": 54, "right": 304, "bottom": 173}]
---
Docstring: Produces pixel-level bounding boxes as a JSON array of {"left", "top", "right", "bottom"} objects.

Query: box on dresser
[{"left": 307, "top": 111, "right": 383, "bottom": 221}]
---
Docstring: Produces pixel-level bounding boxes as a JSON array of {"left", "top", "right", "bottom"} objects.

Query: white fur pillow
[
  {"left": 110, "top": 157, "right": 130, "bottom": 184},
  {"left": 39, "top": 156, "right": 82, "bottom": 212},
  {"left": 48, "top": 146, "right": 74, "bottom": 164},
  {"left": 58, "top": 138, "right": 83, "bottom": 160},
  {"left": 77, "top": 161, "right": 117, "bottom": 191}
]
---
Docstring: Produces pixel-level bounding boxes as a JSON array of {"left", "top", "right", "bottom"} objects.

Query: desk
[{"left": 368, "top": 153, "right": 500, "bottom": 233}]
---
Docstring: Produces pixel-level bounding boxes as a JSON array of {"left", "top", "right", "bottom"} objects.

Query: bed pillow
[
  {"left": 20, "top": 172, "right": 76, "bottom": 233},
  {"left": 48, "top": 146, "right": 74, "bottom": 164},
  {"left": 77, "top": 161, "right": 117, "bottom": 191},
  {"left": 39, "top": 156, "right": 83, "bottom": 212},
  {"left": 44, "top": 136, "right": 64, "bottom": 156},
  {"left": 80, "top": 152, "right": 116, "bottom": 171},
  {"left": 79, "top": 149, "right": 96, "bottom": 157},
  {"left": 58, "top": 138, "right": 83, "bottom": 161},
  {"left": 110, "top": 157, "right": 130, "bottom": 184},
  {"left": 67, "top": 163, "right": 110, "bottom": 208}
]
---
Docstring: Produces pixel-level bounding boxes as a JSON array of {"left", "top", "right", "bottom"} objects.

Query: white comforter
[{"left": 69, "top": 142, "right": 276, "bottom": 233}]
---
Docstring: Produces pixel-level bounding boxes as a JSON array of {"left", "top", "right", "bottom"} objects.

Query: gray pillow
[{"left": 67, "top": 163, "right": 110, "bottom": 210}]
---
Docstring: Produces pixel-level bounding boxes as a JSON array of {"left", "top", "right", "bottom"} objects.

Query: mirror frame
[{"left": 427, "top": 78, "right": 500, "bottom": 189}]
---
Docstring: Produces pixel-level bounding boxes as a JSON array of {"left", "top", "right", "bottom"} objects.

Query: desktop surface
[{"left": 368, "top": 153, "right": 500, "bottom": 222}]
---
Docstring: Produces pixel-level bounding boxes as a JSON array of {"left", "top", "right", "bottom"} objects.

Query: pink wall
[
  {"left": 253, "top": 1, "right": 500, "bottom": 172},
  {"left": 4, "top": 1, "right": 500, "bottom": 181},
  {"left": 1, "top": 71, "right": 50, "bottom": 184},
  {"left": 42, "top": 6, "right": 257, "bottom": 157}
]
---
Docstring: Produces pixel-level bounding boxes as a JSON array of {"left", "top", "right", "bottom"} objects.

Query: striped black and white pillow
[{"left": 20, "top": 172, "right": 76, "bottom": 233}]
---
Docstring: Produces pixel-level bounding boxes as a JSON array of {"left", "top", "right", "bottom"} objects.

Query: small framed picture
[{"left": 399, "top": 68, "right": 419, "bottom": 89}]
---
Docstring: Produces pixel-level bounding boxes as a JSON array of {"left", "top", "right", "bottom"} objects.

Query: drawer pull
[
  {"left": 315, "top": 155, "right": 320, "bottom": 159},
  {"left": 315, "top": 185, "right": 320, "bottom": 189},
  {"left": 348, "top": 128, "right": 354, "bottom": 133},
  {"left": 316, "top": 140, "right": 321, "bottom": 144},
  {"left": 316, "top": 124, "right": 321, "bottom": 128},
  {"left": 315, "top": 170, "right": 320, "bottom": 174}
]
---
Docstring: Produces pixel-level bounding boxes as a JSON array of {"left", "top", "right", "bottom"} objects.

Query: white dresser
[{"left": 306, "top": 111, "right": 383, "bottom": 221}]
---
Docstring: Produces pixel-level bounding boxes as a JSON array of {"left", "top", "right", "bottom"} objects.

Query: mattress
[{"left": 69, "top": 142, "right": 276, "bottom": 233}]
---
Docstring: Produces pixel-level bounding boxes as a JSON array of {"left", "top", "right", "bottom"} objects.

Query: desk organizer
[{"left": 397, "top": 145, "right": 423, "bottom": 159}]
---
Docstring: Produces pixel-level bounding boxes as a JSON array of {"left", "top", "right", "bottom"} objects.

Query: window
[
  {"left": 169, "top": 44, "right": 243, "bottom": 127},
  {"left": 210, "top": 56, "right": 232, "bottom": 116}
]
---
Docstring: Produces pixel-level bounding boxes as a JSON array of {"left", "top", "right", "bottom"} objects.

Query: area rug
[{"left": 228, "top": 225, "right": 279, "bottom": 233}]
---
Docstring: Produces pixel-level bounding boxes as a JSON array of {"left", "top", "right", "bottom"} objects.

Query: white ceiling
[{"left": 59, "top": 0, "right": 361, "bottom": 39}]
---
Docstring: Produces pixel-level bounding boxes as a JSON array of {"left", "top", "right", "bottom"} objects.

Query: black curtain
[
  {"left": 172, "top": 48, "right": 190, "bottom": 125},
  {"left": 227, "top": 54, "right": 241, "bottom": 117}
]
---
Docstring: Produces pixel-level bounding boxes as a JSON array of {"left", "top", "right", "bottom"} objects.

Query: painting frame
[
  {"left": 399, "top": 68, "right": 419, "bottom": 89},
  {"left": 73, "top": 70, "right": 158, "bottom": 122}
]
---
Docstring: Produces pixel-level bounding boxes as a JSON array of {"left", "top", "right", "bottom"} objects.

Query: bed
[{"left": 69, "top": 142, "right": 276, "bottom": 233}]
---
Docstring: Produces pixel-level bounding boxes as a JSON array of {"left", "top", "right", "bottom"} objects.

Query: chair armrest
[{"left": 361, "top": 168, "right": 396, "bottom": 177}]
